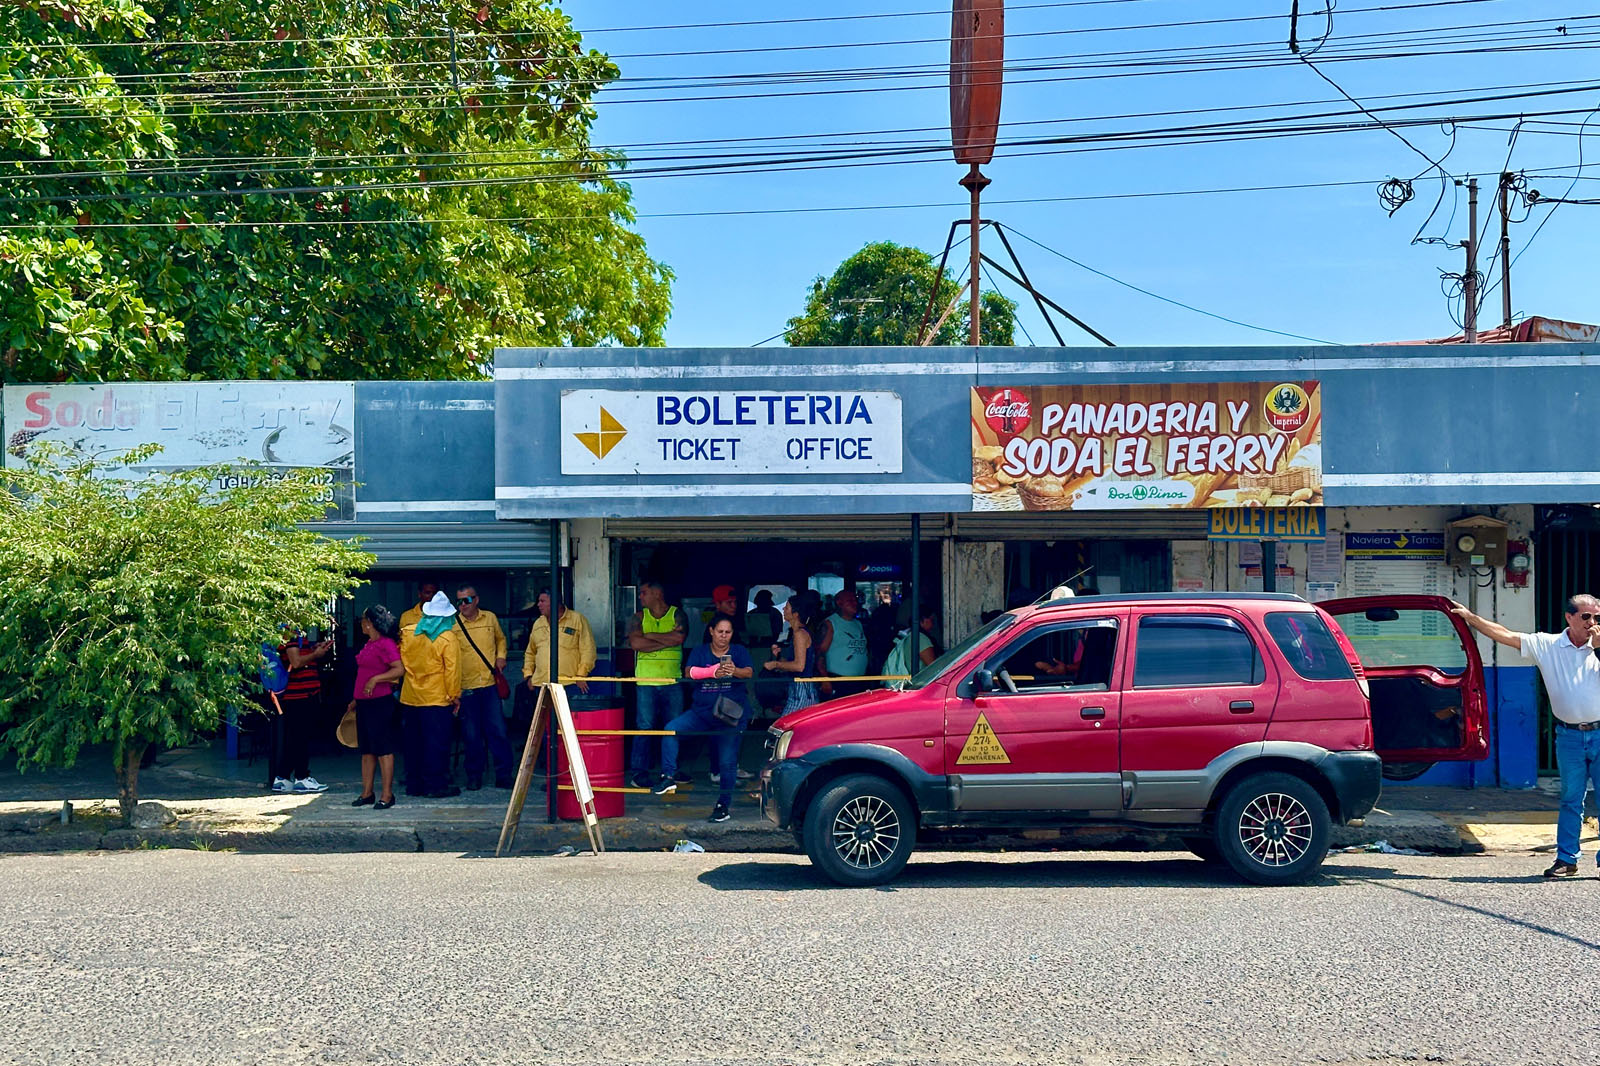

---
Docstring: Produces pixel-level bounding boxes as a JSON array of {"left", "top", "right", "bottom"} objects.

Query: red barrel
[{"left": 556, "top": 704, "right": 625, "bottom": 820}]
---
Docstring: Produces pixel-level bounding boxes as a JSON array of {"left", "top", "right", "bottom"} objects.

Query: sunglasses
[
  {"left": 456, "top": 596, "right": 476, "bottom": 605},
  {"left": 1579, "top": 612, "right": 1598, "bottom": 621}
]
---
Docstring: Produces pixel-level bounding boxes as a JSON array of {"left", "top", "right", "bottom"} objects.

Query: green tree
[
  {"left": 0, "top": 447, "right": 373, "bottom": 823},
  {"left": 1, "top": 0, "right": 671, "bottom": 384},
  {"left": 785, "top": 241, "right": 1016, "bottom": 346}
]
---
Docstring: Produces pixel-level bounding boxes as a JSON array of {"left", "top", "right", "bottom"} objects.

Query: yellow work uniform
[
  {"left": 455, "top": 610, "right": 508, "bottom": 691},
  {"left": 399, "top": 624, "right": 462, "bottom": 707},
  {"left": 523, "top": 609, "right": 597, "bottom": 684},
  {"left": 399, "top": 604, "right": 424, "bottom": 632}
]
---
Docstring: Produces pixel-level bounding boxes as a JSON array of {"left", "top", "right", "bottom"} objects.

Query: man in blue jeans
[
  {"left": 627, "top": 581, "right": 687, "bottom": 789},
  {"left": 653, "top": 616, "right": 753, "bottom": 823},
  {"left": 1453, "top": 595, "right": 1600, "bottom": 878},
  {"left": 453, "top": 585, "right": 514, "bottom": 790}
]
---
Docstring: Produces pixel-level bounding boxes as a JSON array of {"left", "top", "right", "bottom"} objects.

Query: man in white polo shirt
[{"left": 1453, "top": 594, "right": 1600, "bottom": 878}]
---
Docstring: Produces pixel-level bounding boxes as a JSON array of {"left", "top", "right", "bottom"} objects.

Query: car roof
[{"left": 1026, "top": 592, "right": 1310, "bottom": 615}]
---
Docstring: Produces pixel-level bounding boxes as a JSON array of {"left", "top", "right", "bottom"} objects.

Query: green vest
[{"left": 636, "top": 606, "right": 681, "bottom": 686}]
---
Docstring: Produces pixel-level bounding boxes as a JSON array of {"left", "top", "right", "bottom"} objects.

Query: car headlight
[{"left": 773, "top": 729, "right": 794, "bottom": 761}]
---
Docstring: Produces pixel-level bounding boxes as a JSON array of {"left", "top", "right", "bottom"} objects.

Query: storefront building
[{"left": 4, "top": 343, "right": 1594, "bottom": 788}]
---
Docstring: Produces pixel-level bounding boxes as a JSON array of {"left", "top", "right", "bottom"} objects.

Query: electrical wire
[{"left": 999, "top": 224, "right": 1341, "bottom": 344}]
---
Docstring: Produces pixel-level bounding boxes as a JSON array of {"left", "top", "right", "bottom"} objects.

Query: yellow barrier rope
[{"left": 555, "top": 674, "right": 912, "bottom": 684}]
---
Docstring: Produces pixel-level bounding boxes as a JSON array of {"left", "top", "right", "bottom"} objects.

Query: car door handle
[
  {"left": 1080, "top": 706, "right": 1106, "bottom": 719},
  {"left": 1229, "top": 700, "right": 1255, "bottom": 714}
]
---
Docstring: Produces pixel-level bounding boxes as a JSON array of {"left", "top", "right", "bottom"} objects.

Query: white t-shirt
[{"left": 1519, "top": 630, "right": 1600, "bottom": 724}]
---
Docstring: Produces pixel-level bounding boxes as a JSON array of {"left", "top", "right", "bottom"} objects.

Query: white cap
[{"left": 421, "top": 591, "right": 456, "bottom": 618}]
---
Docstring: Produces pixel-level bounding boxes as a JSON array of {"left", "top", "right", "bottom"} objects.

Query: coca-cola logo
[{"left": 983, "top": 388, "right": 1031, "bottom": 435}]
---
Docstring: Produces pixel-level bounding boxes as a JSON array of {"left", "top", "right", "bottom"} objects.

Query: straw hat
[{"left": 336, "top": 708, "right": 359, "bottom": 749}]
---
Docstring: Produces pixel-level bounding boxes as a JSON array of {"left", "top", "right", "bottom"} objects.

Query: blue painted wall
[{"left": 1387, "top": 664, "right": 1540, "bottom": 788}]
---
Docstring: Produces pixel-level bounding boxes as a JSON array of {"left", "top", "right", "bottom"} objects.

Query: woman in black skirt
[{"left": 349, "top": 605, "right": 405, "bottom": 809}]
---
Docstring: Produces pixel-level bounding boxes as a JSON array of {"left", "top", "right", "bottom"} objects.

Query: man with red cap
[{"left": 708, "top": 584, "right": 744, "bottom": 643}]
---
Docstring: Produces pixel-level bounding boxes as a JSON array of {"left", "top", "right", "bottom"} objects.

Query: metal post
[
  {"left": 547, "top": 520, "right": 560, "bottom": 823},
  {"left": 1260, "top": 540, "right": 1277, "bottom": 593},
  {"left": 961, "top": 165, "right": 990, "bottom": 346},
  {"left": 1463, "top": 177, "right": 1478, "bottom": 343},
  {"left": 1499, "top": 171, "right": 1513, "bottom": 330},
  {"left": 910, "top": 513, "right": 922, "bottom": 644}
]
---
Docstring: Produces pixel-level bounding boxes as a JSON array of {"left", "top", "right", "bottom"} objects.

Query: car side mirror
[{"left": 972, "top": 669, "right": 995, "bottom": 692}]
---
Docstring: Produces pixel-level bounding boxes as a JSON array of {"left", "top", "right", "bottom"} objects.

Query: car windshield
[{"left": 903, "top": 612, "right": 1019, "bottom": 690}]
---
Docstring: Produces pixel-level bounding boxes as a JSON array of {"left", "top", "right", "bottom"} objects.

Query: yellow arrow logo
[
  {"left": 1394, "top": 533, "right": 1409, "bottom": 549},
  {"left": 575, "top": 406, "right": 627, "bottom": 460}
]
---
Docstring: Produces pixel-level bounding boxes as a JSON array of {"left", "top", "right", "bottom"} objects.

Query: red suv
[{"left": 762, "top": 593, "right": 1485, "bottom": 887}]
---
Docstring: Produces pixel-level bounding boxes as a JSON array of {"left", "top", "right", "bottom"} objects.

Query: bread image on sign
[{"left": 969, "top": 383, "right": 1322, "bottom": 510}]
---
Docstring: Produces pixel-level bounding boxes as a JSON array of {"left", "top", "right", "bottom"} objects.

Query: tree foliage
[
  {"left": 1, "top": 0, "right": 672, "bottom": 383},
  {"left": 785, "top": 241, "right": 1017, "bottom": 347},
  {"left": 0, "top": 447, "right": 373, "bottom": 821}
]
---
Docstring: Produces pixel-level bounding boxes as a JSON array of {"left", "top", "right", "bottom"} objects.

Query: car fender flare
[{"left": 786, "top": 744, "right": 949, "bottom": 822}]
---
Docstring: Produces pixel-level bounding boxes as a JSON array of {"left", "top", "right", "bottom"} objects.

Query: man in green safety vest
[{"left": 627, "top": 580, "right": 688, "bottom": 789}]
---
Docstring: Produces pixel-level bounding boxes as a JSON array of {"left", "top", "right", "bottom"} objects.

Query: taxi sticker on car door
[{"left": 956, "top": 713, "right": 1012, "bottom": 765}]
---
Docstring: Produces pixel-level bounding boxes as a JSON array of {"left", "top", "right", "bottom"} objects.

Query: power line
[{"left": 1000, "top": 224, "right": 1341, "bottom": 344}]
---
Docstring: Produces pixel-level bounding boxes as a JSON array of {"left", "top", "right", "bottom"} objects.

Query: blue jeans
[
  {"left": 1555, "top": 724, "right": 1600, "bottom": 865},
  {"left": 630, "top": 683, "right": 683, "bottom": 775},
  {"left": 661, "top": 702, "right": 751, "bottom": 807},
  {"left": 459, "top": 686, "right": 513, "bottom": 784}
]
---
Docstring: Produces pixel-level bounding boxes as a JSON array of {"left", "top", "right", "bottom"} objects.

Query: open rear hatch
[{"left": 1319, "top": 594, "right": 1489, "bottom": 780}]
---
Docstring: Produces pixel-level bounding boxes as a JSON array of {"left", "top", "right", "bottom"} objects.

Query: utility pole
[
  {"left": 1499, "top": 171, "right": 1513, "bottom": 330},
  {"left": 1463, "top": 177, "right": 1478, "bottom": 343},
  {"left": 964, "top": 167, "right": 989, "bottom": 346}
]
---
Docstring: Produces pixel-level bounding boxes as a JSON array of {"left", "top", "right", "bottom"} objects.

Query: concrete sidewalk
[{"left": 0, "top": 741, "right": 1588, "bottom": 858}]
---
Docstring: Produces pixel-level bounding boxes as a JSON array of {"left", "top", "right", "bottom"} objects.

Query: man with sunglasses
[
  {"left": 454, "top": 585, "right": 514, "bottom": 790},
  {"left": 1453, "top": 594, "right": 1600, "bottom": 878}
]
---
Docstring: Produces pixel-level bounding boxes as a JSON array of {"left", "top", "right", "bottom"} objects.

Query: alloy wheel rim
[
  {"left": 1237, "top": 791, "right": 1313, "bottom": 867},
  {"left": 830, "top": 795, "right": 902, "bottom": 870}
]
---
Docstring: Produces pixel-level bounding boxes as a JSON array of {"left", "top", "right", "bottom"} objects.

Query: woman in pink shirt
[{"left": 349, "top": 605, "right": 405, "bottom": 809}]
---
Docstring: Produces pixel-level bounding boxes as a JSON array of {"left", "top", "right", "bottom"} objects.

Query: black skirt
[{"left": 354, "top": 694, "right": 401, "bottom": 756}]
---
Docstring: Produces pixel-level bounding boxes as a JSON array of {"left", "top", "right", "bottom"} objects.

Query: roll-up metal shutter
[
  {"left": 603, "top": 515, "right": 940, "bottom": 542},
  {"left": 952, "top": 512, "right": 1210, "bottom": 540},
  {"left": 306, "top": 521, "right": 552, "bottom": 568}
]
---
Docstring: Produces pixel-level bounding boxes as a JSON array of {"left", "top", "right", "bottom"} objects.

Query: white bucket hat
[{"left": 421, "top": 591, "right": 457, "bottom": 617}]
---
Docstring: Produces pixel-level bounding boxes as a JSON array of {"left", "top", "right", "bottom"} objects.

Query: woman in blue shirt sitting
[{"left": 653, "top": 616, "right": 754, "bottom": 823}]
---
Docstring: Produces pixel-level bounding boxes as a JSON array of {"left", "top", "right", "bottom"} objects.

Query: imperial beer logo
[
  {"left": 1263, "top": 383, "right": 1310, "bottom": 433},
  {"left": 983, "top": 387, "right": 1031, "bottom": 436}
]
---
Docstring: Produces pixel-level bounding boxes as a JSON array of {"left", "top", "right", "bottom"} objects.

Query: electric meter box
[{"left": 1445, "top": 515, "right": 1509, "bottom": 568}]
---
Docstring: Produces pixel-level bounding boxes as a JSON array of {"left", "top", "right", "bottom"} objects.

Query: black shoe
[
  {"left": 629, "top": 770, "right": 653, "bottom": 789},
  {"left": 374, "top": 797, "right": 396, "bottom": 810},
  {"left": 1544, "top": 859, "right": 1580, "bottom": 878},
  {"left": 351, "top": 794, "right": 375, "bottom": 807},
  {"left": 652, "top": 777, "right": 678, "bottom": 796},
  {"left": 465, "top": 776, "right": 483, "bottom": 791},
  {"left": 708, "top": 804, "right": 731, "bottom": 823},
  {"left": 673, "top": 771, "right": 693, "bottom": 784},
  {"left": 426, "top": 787, "right": 462, "bottom": 799}
]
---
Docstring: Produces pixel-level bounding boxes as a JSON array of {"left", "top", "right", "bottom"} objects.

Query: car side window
[
  {"left": 991, "top": 621, "right": 1118, "bottom": 693},
  {"left": 1133, "top": 615, "right": 1264, "bottom": 688}
]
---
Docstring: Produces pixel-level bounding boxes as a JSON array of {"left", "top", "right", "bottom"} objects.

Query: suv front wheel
[
  {"left": 803, "top": 773, "right": 916, "bottom": 887},
  {"left": 1214, "top": 771, "right": 1331, "bottom": 886}
]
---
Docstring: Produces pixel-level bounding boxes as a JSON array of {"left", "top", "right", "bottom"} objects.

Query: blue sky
[{"left": 573, "top": 0, "right": 1600, "bottom": 347}]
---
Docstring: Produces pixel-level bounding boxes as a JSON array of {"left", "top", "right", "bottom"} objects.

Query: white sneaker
[
  {"left": 710, "top": 769, "right": 755, "bottom": 786},
  {"left": 271, "top": 777, "right": 293, "bottom": 792},
  {"left": 293, "top": 776, "right": 329, "bottom": 793},
  {"left": 735, "top": 768, "right": 754, "bottom": 781}
]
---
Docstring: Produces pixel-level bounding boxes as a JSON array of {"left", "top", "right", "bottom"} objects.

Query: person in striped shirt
[{"left": 271, "top": 629, "right": 333, "bottom": 793}]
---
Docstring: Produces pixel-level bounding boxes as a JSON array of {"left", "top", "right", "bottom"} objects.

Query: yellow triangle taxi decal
[{"left": 956, "top": 713, "right": 1010, "bottom": 765}]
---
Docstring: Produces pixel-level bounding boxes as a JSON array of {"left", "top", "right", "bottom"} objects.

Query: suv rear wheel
[
  {"left": 803, "top": 773, "right": 916, "bottom": 887},
  {"left": 1214, "top": 771, "right": 1331, "bottom": 886}
]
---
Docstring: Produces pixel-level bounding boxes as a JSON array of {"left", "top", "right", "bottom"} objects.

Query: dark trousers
[
  {"left": 406, "top": 704, "right": 455, "bottom": 795},
  {"left": 459, "top": 686, "right": 513, "bottom": 784},
  {"left": 269, "top": 694, "right": 316, "bottom": 783}
]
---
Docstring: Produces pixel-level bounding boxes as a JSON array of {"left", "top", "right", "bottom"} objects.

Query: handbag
[
  {"left": 458, "top": 617, "right": 512, "bottom": 699},
  {"left": 711, "top": 694, "right": 745, "bottom": 727}
]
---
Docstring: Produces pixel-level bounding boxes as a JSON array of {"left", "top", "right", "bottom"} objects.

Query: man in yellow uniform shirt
[
  {"left": 453, "top": 584, "right": 514, "bottom": 790},
  {"left": 524, "top": 589, "right": 597, "bottom": 693}
]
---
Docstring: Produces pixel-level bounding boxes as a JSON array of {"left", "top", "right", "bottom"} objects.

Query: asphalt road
[{"left": 2, "top": 848, "right": 1596, "bottom": 1066}]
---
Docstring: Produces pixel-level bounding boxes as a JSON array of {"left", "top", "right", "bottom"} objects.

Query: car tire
[
  {"left": 802, "top": 773, "right": 916, "bottom": 887},
  {"left": 1214, "top": 771, "right": 1331, "bottom": 886},
  {"left": 1184, "top": 836, "right": 1224, "bottom": 865}
]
